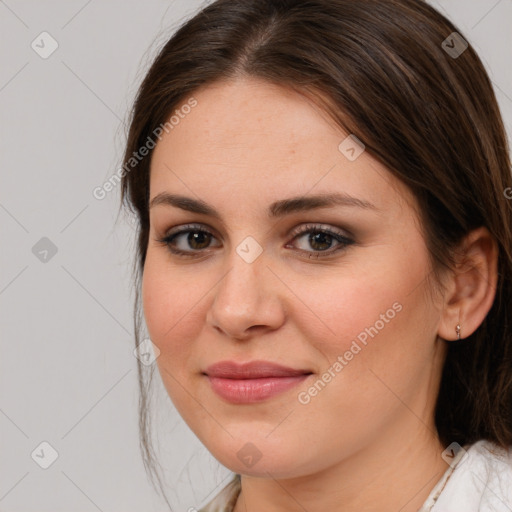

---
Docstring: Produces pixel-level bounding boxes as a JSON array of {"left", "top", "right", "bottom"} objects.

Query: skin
[{"left": 142, "top": 77, "right": 498, "bottom": 511}]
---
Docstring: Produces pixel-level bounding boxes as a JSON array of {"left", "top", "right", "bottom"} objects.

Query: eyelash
[{"left": 155, "top": 223, "right": 355, "bottom": 259}]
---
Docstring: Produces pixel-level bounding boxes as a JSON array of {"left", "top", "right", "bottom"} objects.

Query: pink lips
[{"left": 204, "top": 360, "right": 312, "bottom": 404}]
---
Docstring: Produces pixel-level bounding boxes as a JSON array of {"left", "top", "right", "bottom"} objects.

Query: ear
[{"left": 437, "top": 227, "right": 498, "bottom": 341}]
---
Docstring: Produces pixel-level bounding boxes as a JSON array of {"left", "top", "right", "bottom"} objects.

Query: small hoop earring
[{"left": 455, "top": 324, "right": 461, "bottom": 340}]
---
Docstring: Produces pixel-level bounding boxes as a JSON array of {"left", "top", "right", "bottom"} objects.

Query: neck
[{"left": 233, "top": 419, "right": 449, "bottom": 512}]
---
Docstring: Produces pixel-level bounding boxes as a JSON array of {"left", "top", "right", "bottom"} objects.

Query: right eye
[{"left": 155, "top": 224, "right": 220, "bottom": 258}]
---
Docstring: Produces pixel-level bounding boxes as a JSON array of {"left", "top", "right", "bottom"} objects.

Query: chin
[{"left": 203, "top": 434, "right": 314, "bottom": 479}]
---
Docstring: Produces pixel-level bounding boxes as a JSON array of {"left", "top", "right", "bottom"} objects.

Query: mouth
[{"left": 203, "top": 360, "right": 313, "bottom": 404}]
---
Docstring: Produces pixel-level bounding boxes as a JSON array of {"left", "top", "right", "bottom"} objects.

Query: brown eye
[
  {"left": 156, "top": 224, "right": 220, "bottom": 257},
  {"left": 156, "top": 223, "right": 354, "bottom": 259},
  {"left": 287, "top": 224, "right": 354, "bottom": 258}
]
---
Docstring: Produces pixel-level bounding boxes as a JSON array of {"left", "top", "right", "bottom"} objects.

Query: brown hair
[{"left": 119, "top": 0, "right": 512, "bottom": 503}]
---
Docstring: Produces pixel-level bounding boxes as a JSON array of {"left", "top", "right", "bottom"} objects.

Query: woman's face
[{"left": 143, "top": 77, "right": 447, "bottom": 478}]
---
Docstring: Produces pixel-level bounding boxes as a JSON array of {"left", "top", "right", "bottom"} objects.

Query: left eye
[
  {"left": 156, "top": 223, "right": 354, "bottom": 258},
  {"left": 288, "top": 224, "right": 354, "bottom": 256}
]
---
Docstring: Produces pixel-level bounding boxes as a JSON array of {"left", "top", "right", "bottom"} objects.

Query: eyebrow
[{"left": 149, "top": 192, "right": 378, "bottom": 219}]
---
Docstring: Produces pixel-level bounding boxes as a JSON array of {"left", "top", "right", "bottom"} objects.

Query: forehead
[{"left": 149, "top": 77, "right": 415, "bottom": 218}]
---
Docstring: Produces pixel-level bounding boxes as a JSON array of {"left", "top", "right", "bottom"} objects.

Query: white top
[
  {"left": 199, "top": 439, "right": 512, "bottom": 511},
  {"left": 419, "top": 439, "right": 512, "bottom": 512}
]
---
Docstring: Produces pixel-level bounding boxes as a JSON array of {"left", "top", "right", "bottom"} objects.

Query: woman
[{"left": 120, "top": 0, "right": 512, "bottom": 510}]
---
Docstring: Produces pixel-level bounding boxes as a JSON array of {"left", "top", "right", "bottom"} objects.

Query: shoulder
[
  {"left": 198, "top": 474, "right": 241, "bottom": 512},
  {"left": 432, "top": 439, "right": 512, "bottom": 512}
]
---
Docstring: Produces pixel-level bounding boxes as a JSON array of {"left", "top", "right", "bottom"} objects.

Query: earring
[{"left": 455, "top": 324, "right": 461, "bottom": 340}]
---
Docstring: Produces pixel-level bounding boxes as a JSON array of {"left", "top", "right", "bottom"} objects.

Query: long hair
[{"left": 119, "top": 0, "right": 512, "bottom": 504}]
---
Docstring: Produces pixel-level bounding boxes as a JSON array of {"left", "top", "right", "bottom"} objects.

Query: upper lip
[{"left": 204, "top": 360, "right": 312, "bottom": 379}]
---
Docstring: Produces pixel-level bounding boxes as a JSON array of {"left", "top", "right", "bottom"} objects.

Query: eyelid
[
  {"left": 160, "top": 221, "right": 352, "bottom": 242},
  {"left": 156, "top": 221, "right": 355, "bottom": 259},
  {"left": 163, "top": 222, "right": 217, "bottom": 238},
  {"left": 288, "top": 222, "right": 353, "bottom": 240}
]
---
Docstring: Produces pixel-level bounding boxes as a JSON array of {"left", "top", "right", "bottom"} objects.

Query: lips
[
  {"left": 204, "top": 360, "right": 313, "bottom": 403},
  {"left": 205, "top": 360, "right": 311, "bottom": 378}
]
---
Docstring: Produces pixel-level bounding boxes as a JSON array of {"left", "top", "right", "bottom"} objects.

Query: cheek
[
  {"left": 141, "top": 250, "right": 204, "bottom": 361},
  {"left": 290, "top": 269, "right": 433, "bottom": 446},
  {"left": 286, "top": 267, "right": 408, "bottom": 356},
  {"left": 141, "top": 251, "right": 208, "bottom": 417},
  {"left": 289, "top": 238, "right": 433, "bottom": 377}
]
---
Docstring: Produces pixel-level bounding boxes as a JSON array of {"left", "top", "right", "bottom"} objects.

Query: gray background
[{"left": 1, "top": 0, "right": 511, "bottom": 510}]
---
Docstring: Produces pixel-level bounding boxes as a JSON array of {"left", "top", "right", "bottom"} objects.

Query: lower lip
[{"left": 207, "top": 374, "right": 311, "bottom": 404}]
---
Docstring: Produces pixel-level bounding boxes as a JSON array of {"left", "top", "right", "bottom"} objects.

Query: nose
[{"left": 206, "top": 247, "right": 286, "bottom": 341}]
